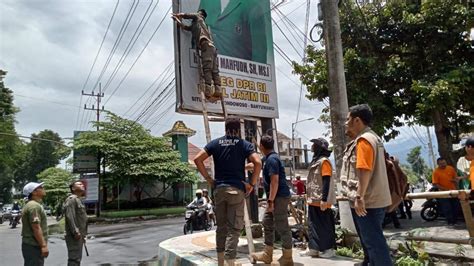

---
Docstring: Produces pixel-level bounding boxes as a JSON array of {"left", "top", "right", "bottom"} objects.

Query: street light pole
[{"left": 291, "top": 117, "right": 314, "bottom": 179}]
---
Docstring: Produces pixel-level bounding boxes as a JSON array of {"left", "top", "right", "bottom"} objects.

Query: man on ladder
[
  {"left": 172, "top": 9, "right": 222, "bottom": 102},
  {"left": 194, "top": 117, "right": 262, "bottom": 266}
]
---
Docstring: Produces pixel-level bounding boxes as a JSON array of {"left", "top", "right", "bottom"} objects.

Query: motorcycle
[
  {"left": 183, "top": 206, "right": 211, "bottom": 235},
  {"left": 10, "top": 210, "right": 21, "bottom": 228}
]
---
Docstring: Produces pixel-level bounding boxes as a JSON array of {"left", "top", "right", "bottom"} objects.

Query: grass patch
[{"left": 100, "top": 207, "right": 185, "bottom": 219}]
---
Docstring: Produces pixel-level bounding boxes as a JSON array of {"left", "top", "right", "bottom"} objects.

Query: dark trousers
[
  {"left": 307, "top": 205, "right": 336, "bottom": 252},
  {"left": 262, "top": 197, "right": 292, "bottom": 249},
  {"left": 66, "top": 235, "right": 83, "bottom": 266},
  {"left": 22, "top": 243, "right": 45, "bottom": 266},
  {"left": 439, "top": 198, "right": 458, "bottom": 224},
  {"left": 351, "top": 208, "right": 392, "bottom": 266}
]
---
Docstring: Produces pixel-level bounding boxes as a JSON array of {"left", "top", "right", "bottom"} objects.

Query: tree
[
  {"left": 407, "top": 146, "right": 428, "bottom": 175},
  {"left": 15, "top": 129, "right": 70, "bottom": 188},
  {"left": 73, "top": 112, "right": 198, "bottom": 202},
  {"left": 293, "top": 0, "right": 474, "bottom": 165},
  {"left": 37, "top": 167, "right": 74, "bottom": 209},
  {"left": 0, "top": 69, "right": 23, "bottom": 203},
  {"left": 400, "top": 164, "right": 420, "bottom": 185}
]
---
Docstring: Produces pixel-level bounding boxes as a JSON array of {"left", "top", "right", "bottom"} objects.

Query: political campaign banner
[{"left": 172, "top": 0, "right": 279, "bottom": 118}]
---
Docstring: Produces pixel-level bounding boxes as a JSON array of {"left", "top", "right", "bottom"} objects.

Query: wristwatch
[{"left": 356, "top": 195, "right": 363, "bottom": 200}]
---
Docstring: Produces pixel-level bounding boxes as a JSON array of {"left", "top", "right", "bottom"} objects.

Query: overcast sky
[{"left": 0, "top": 0, "right": 434, "bottom": 160}]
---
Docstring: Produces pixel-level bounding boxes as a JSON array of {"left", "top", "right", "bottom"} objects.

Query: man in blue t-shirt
[
  {"left": 250, "top": 135, "right": 293, "bottom": 265},
  {"left": 194, "top": 117, "right": 262, "bottom": 265}
]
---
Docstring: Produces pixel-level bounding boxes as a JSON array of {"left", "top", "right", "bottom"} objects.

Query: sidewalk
[{"left": 158, "top": 230, "right": 360, "bottom": 266}]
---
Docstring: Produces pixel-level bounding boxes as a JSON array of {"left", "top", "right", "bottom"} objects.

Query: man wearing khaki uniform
[
  {"left": 64, "top": 181, "right": 88, "bottom": 266},
  {"left": 172, "top": 9, "right": 222, "bottom": 101},
  {"left": 194, "top": 117, "right": 262, "bottom": 266},
  {"left": 341, "top": 104, "right": 392, "bottom": 265}
]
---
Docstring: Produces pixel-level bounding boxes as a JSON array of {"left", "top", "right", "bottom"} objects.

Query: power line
[
  {"left": 128, "top": 66, "right": 175, "bottom": 120},
  {"left": 136, "top": 79, "right": 175, "bottom": 124},
  {"left": 89, "top": 0, "right": 139, "bottom": 94},
  {"left": 271, "top": 17, "right": 303, "bottom": 58},
  {"left": 0, "top": 132, "right": 72, "bottom": 147},
  {"left": 123, "top": 60, "right": 174, "bottom": 118},
  {"left": 102, "top": 0, "right": 159, "bottom": 92},
  {"left": 294, "top": 0, "right": 311, "bottom": 127},
  {"left": 76, "top": 0, "right": 120, "bottom": 129},
  {"left": 103, "top": 5, "right": 172, "bottom": 105},
  {"left": 14, "top": 93, "right": 81, "bottom": 109}
]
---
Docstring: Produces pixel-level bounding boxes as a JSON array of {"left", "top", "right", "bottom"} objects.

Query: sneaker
[
  {"left": 299, "top": 248, "right": 319, "bottom": 257},
  {"left": 319, "top": 249, "right": 336, "bottom": 258}
]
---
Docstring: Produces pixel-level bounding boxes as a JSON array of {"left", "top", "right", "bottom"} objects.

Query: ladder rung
[{"left": 209, "top": 117, "right": 225, "bottom": 122}]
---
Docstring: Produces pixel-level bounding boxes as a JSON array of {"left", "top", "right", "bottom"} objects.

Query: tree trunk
[{"left": 432, "top": 110, "right": 456, "bottom": 166}]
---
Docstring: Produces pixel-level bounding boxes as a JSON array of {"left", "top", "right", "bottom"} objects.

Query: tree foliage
[
  {"left": 37, "top": 167, "right": 74, "bottom": 208},
  {"left": 293, "top": 0, "right": 474, "bottom": 165},
  {"left": 15, "top": 129, "right": 70, "bottom": 188},
  {"left": 73, "top": 112, "right": 198, "bottom": 201},
  {"left": 0, "top": 69, "right": 22, "bottom": 203}
]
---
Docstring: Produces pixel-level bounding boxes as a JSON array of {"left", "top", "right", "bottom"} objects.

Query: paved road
[{"left": 0, "top": 216, "right": 184, "bottom": 265}]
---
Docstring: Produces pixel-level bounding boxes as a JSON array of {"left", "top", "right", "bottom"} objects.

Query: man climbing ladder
[{"left": 172, "top": 9, "right": 222, "bottom": 102}]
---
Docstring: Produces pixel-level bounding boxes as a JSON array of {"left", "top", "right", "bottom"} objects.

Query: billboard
[
  {"left": 72, "top": 131, "right": 98, "bottom": 173},
  {"left": 80, "top": 174, "right": 99, "bottom": 203},
  {"left": 173, "top": 0, "right": 279, "bottom": 118}
]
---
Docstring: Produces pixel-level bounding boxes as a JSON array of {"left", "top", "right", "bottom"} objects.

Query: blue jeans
[
  {"left": 438, "top": 198, "right": 458, "bottom": 224},
  {"left": 351, "top": 208, "right": 392, "bottom": 266}
]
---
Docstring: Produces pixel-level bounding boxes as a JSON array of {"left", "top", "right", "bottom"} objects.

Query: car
[
  {"left": 2, "top": 204, "right": 13, "bottom": 221},
  {"left": 43, "top": 206, "right": 52, "bottom": 216}
]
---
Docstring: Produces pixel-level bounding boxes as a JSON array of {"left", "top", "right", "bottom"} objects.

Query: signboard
[
  {"left": 80, "top": 174, "right": 99, "bottom": 203},
  {"left": 72, "top": 131, "right": 98, "bottom": 173},
  {"left": 173, "top": 0, "right": 279, "bottom": 118}
]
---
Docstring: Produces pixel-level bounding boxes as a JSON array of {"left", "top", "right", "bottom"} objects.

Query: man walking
[
  {"left": 250, "top": 135, "right": 293, "bottom": 265},
  {"left": 194, "top": 117, "right": 262, "bottom": 266},
  {"left": 340, "top": 104, "right": 392, "bottom": 265},
  {"left": 64, "top": 181, "right": 88, "bottom": 265},
  {"left": 432, "top": 157, "right": 459, "bottom": 225},
  {"left": 21, "top": 182, "right": 49, "bottom": 266},
  {"left": 172, "top": 9, "right": 222, "bottom": 101}
]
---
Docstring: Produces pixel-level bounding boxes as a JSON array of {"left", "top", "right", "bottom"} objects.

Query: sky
[{"left": 0, "top": 0, "right": 437, "bottom": 163}]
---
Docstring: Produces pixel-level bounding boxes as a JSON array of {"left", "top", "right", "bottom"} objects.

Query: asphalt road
[{"left": 0, "top": 216, "right": 184, "bottom": 266}]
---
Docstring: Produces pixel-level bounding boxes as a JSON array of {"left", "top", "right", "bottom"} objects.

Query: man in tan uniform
[
  {"left": 64, "top": 181, "right": 88, "bottom": 266},
  {"left": 22, "top": 182, "right": 49, "bottom": 266},
  {"left": 340, "top": 104, "right": 392, "bottom": 265},
  {"left": 172, "top": 9, "right": 222, "bottom": 101}
]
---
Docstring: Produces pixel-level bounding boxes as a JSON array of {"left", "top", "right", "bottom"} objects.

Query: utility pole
[
  {"left": 426, "top": 126, "right": 437, "bottom": 168},
  {"left": 82, "top": 83, "right": 104, "bottom": 217},
  {"left": 321, "top": 0, "right": 353, "bottom": 232},
  {"left": 321, "top": 0, "right": 348, "bottom": 176}
]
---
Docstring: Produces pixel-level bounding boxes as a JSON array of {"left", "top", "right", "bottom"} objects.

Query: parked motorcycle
[
  {"left": 183, "top": 206, "right": 211, "bottom": 235},
  {"left": 10, "top": 210, "right": 21, "bottom": 228}
]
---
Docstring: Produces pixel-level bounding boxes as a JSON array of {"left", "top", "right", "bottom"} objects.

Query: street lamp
[{"left": 291, "top": 117, "right": 315, "bottom": 178}]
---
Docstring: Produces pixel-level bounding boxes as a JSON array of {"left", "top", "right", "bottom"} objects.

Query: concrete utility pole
[
  {"left": 426, "top": 126, "right": 437, "bottom": 168},
  {"left": 321, "top": 0, "right": 354, "bottom": 232},
  {"left": 83, "top": 83, "right": 104, "bottom": 217},
  {"left": 321, "top": 0, "right": 349, "bottom": 176}
]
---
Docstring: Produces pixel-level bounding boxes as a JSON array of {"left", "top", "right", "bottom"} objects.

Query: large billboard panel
[
  {"left": 72, "top": 131, "right": 98, "bottom": 173},
  {"left": 173, "top": 0, "right": 279, "bottom": 118},
  {"left": 80, "top": 174, "right": 99, "bottom": 203}
]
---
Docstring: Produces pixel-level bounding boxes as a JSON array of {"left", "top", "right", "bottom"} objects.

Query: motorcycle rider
[
  {"left": 10, "top": 201, "right": 21, "bottom": 225},
  {"left": 202, "top": 189, "right": 216, "bottom": 226},
  {"left": 187, "top": 189, "right": 208, "bottom": 226}
]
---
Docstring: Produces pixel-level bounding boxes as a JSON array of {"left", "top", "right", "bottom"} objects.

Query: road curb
[{"left": 87, "top": 213, "right": 184, "bottom": 224}]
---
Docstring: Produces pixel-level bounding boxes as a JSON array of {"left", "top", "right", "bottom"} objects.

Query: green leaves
[
  {"left": 293, "top": 0, "right": 473, "bottom": 154},
  {"left": 37, "top": 167, "right": 74, "bottom": 208},
  {"left": 73, "top": 112, "right": 198, "bottom": 189}
]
